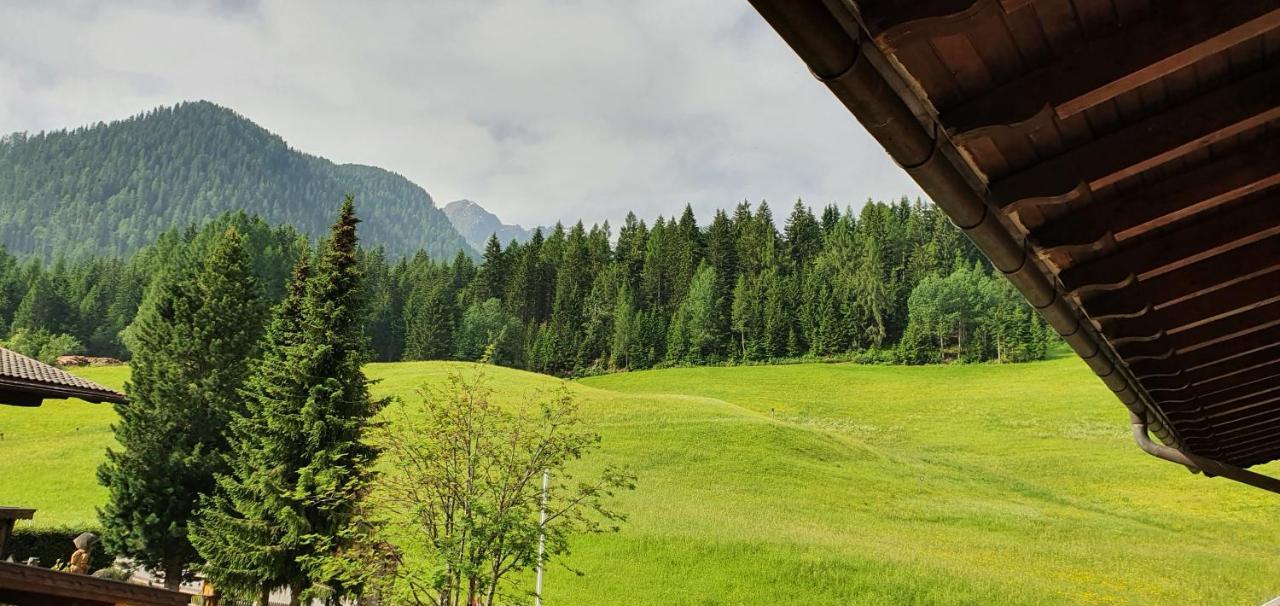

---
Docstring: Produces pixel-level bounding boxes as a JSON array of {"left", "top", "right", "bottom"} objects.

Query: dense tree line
[
  {"left": 0, "top": 101, "right": 470, "bottom": 259},
  {"left": 0, "top": 212, "right": 306, "bottom": 362},
  {"left": 0, "top": 198, "right": 1054, "bottom": 372}
]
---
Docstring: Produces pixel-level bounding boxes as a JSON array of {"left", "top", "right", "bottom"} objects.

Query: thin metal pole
[{"left": 534, "top": 469, "right": 549, "bottom": 606}]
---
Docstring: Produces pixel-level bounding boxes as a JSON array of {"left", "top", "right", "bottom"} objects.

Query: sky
[{"left": 0, "top": 0, "right": 925, "bottom": 229}]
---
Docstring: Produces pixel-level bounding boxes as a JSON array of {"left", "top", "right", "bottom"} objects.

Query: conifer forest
[{"left": 0, "top": 197, "right": 1055, "bottom": 374}]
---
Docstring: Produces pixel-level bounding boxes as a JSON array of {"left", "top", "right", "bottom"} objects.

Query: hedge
[{"left": 7, "top": 526, "right": 117, "bottom": 571}]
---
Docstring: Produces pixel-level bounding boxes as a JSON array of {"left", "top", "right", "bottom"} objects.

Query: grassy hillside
[{"left": 2, "top": 355, "right": 1279, "bottom": 604}]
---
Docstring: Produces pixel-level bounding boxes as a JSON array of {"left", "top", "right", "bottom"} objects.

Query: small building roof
[
  {"left": 0, "top": 561, "right": 189, "bottom": 606},
  {"left": 0, "top": 508, "right": 35, "bottom": 521},
  {"left": 0, "top": 347, "right": 126, "bottom": 406}
]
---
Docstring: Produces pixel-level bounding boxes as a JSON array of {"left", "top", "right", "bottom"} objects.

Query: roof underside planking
[{"left": 748, "top": 0, "right": 1280, "bottom": 472}]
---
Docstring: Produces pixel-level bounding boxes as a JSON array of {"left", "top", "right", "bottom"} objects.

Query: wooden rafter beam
[
  {"left": 1167, "top": 389, "right": 1280, "bottom": 426},
  {"left": 1195, "top": 431, "right": 1280, "bottom": 461},
  {"left": 1154, "top": 300, "right": 1280, "bottom": 356},
  {"left": 943, "top": 1, "right": 1280, "bottom": 135},
  {"left": 1184, "top": 427, "right": 1280, "bottom": 460},
  {"left": 1230, "top": 443, "right": 1280, "bottom": 467},
  {"left": 1058, "top": 191, "right": 1280, "bottom": 293},
  {"left": 1100, "top": 270, "right": 1280, "bottom": 342},
  {"left": 1185, "top": 374, "right": 1280, "bottom": 413},
  {"left": 1198, "top": 426, "right": 1280, "bottom": 459},
  {"left": 1084, "top": 234, "right": 1280, "bottom": 319},
  {"left": 1199, "top": 406, "right": 1280, "bottom": 435},
  {"left": 1115, "top": 299, "right": 1280, "bottom": 360},
  {"left": 1221, "top": 444, "right": 1280, "bottom": 467},
  {"left": 1235, "top": 452, "right": 1280, "bottom": 468},
  {"left": 1141, "top": 344, "right": 1280, "bottom": 393},
  {"left": 1177, "top": 401, "right": 1280, "bottom": 438},
  {"left": 1210, "top": 377, "right": 1280, "bottom": 406},
  {"left": 1129, "top": 323, "right": 1280, "bottom": 379},
  {"left": 988, "top": 63, "right": 1280, "bottom": 208},
  {"left": 1139, "top": 357, "right": 1280, "bottom": 415},
  {"left": 1184, "top": 355, "right": 1280, "bottom": 394},
  {"left": 1164, "top": 380, "right": 1280, "bottom": 424},
  {"left": 1032, "top": 138, "right": 1280, "bottom": 249},
  {"left": 861, "top": 0, "right": 988, "bottom": 45}
]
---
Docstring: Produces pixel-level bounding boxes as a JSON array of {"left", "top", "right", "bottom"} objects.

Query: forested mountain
[
  {"left": 0, "top": 101, "right": 472, "bottom": 259},
  {"left": 442, "top": 199, "right": 533, "bottom": 249}
]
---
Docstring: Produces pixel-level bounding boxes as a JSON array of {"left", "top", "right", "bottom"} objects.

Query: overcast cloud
[{"left": 0, "top": 0, "right": 925, "bottom": 228}]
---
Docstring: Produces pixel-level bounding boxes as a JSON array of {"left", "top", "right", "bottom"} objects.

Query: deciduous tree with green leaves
[{"left": 370, "top": 369, "right": 634, "bottom": 606}]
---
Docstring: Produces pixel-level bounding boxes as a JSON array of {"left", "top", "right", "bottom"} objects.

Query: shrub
[
  {"left": 9, "top": 526, "right": 117, "bottom": 571},
  {"left": 2, "top": 329, "right": 83, "bottom": 365}
]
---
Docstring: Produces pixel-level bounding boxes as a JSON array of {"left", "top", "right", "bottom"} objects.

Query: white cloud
[{"left": 0, "top": 0, "right": 926, "bottom": 228}]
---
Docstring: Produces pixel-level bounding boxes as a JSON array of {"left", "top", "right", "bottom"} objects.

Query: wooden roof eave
[
  {"left": 0, "top": 378, "right": 127, "bottom": 406},
  {"left": 0, "top": 562, "right": 188, "bottom": 606},
  {"left": 744, "top": 0, "right": 1280, "bottom": 497}
]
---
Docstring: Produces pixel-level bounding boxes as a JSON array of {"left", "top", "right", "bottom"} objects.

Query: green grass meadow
[{"left": 3, "top": 352, "right": 1279, "bottom": 604}]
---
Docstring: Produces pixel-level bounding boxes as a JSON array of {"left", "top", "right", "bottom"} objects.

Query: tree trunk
[
  {"left": 260, "top": 586, "right": 271, "bottom": 606},
  {"left": 289, "top": 581, "right": 303, "bottom": 606},
  {"left": 163, "top": 558, "right": 183, "bottom": 591}
]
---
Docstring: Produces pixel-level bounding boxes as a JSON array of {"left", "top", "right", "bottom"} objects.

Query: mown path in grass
[{"left": 2, "top": 354, "right": 1279, "bottom": 604}]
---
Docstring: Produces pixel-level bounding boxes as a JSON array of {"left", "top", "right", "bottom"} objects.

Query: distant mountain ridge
[
  {"left": 442, "top": 199, "right": 534, "bottom": 249},
  {"left": 0, "top": 101, "right": 473, "bottom": 259}
]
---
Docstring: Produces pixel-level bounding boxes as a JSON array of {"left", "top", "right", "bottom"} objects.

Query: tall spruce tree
[
  {"left": 98, "top": 226, "right": 265, "bottom": 589},
  {"left": 193, "top": 253, "right": 311, "bottom": 604},
  {"left": 193, "top": 198, "right": 384, "bottom": 604},
  {"left": 704, "top": 210, "right": 737, "bottom": 359},
  {"left": 404, "top": 276, "right": 456, "bottom": 360},
  {"left": 784, "top": 200, "right": 822, "bottom": 270},
  {"left": 473, "top": 234, "right": 508, "bottom": 303},
  {"left": 9, "top": 271, "right": 72, "bottom": 335},
  {"left": 666, "top": 262, "right": 718, "bottom": 364}
]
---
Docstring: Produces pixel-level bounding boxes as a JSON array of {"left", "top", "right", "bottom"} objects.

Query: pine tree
[
  {"left": 609, "top": 287, "right": 635, "bottom": 369},
  {"left": 473, "top": 234, "right": 508, "bottom": 303},
  {"left": 404, "top": 276, "right": 456, "bottom": 360},
  {"left": 506, "top": 229, "right": 548, "bottom": 325},
  {"left": 730, "top": 274, "right": 759, "bottom": 360},
  {"left": 820, "top": 204, "right": 841, "bottom": 235},
  {"left": 576, "top": 268, "right": 619, "bottom": 370},
  {"left": 670, "top": 205, "right": 702, "bottom": 305},
  {"left": 193, "top": 254, "right": 311, "bottom": 604},
  {"left": 761, "top": 267, "right": 790, "bottom": 357},
  {"left": 456, "top": 297, "right": 517, "bottom": 363},
  {"left": 193, "top": 198, "right": 385, "bottom": 604},
  {"left": 668, "top": 263, "right": 718, "bottom": 364},
  {"left": 784, "top": 200, "right": 822, "bottom": 271},
  {"left": 361, "top": 247, "right": 402, "bottom": 362},
  {"left": 641, "top": 217, "right": 671, "bottom": 313},
  {"left": 10, "top": 271, "right": 72, "bottom": 335},
  {"left": 99, "top": 226, "right": 265, "bottom": 589},
  {"left": 615, "top": 212, "right": 648, "bottom": 296},
  {"left": 704, "top": 210, "right": 738, "bottom": 359}
]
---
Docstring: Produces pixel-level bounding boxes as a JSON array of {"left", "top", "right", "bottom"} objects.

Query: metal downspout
[{"left": 1131, "top": 413, "right": 1280, "bottom": 494}]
